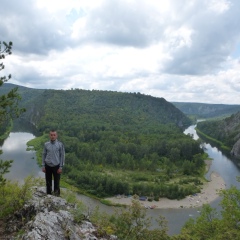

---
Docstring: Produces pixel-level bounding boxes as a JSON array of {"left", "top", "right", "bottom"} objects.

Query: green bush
[
  {"left": 154, "top": 196, "right": 159, "bottom": 201},
  {"left": 0, "top": 176, "right": 41, "bottom": 219}
]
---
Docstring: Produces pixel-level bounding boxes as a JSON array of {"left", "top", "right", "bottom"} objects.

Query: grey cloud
[
  {"left": 229, "top": 79, "right": 240, "bottom": 92},
  {"left": 0, "top": 0, "right": 73, "bottom": 55},
  {"left": 82, "top": 0, "right": 163, "bottom": 47},
  {"left": 163, "top": 0, "right": 240, "bottom": 75},
  {"left": 16, "top": 74, "right": 67, "bottom": 90},
  {"left": 11, "top": 65, "right": 43, "bottom": 85}
]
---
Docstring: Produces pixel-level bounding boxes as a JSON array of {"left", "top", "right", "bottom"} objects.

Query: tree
[
  {"left": 108, "top": 199, "right": 169, "bottom": 240},
  {"left": 0, "top": 41, "right": 24, "bottom": 186},
  {"left": 177, "top": 186, "right": 240, "bottom": 239},
  {"left": 0, "top": 159, "right": 13, "bottom": 187},
  {"left": 0, "top": 41, "right": 24, "bottom": 128}
]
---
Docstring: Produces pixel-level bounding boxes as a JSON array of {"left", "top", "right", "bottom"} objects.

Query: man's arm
[
  {"left": 42, "top": 143, "right": 47, "bottom": 172},
  {"left": 57, "top": 142, "right": 65, "bottom": 174},
  {"left": 59, "top": 142, "right": 65, "bottom": 170}
]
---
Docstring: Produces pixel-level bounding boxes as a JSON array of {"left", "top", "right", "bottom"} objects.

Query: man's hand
[
  {"left": 57, "top": 168, "right": 62, "bottom": 174},
  {"left": 42, "top": 167, "right": 46, "bottom": 173}
]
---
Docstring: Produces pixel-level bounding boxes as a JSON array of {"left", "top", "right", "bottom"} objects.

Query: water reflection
[
  {"left": 0, "top": 132, "right": 44, "bottom": 182},
  {"left": 184, "top": 124, "right": 199, "bottom": 140},
  {"left": 12, "top": 118, "right": 41, "bottom": 136}
]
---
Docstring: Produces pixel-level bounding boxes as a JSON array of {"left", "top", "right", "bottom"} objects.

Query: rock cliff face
[
  {"left": 2, "top": 187, "right": 117, "bottom": 240},
  {"left": 231, "top": 138, "right": 240, "bottom": 158}
]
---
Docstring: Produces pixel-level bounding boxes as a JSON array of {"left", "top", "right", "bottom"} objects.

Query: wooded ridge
[
  {"left": 1, "top": 83, "right": 205, "bottom": 200},
  {"left": 173, "top": 101, "right": 240, "bottom": 119}
]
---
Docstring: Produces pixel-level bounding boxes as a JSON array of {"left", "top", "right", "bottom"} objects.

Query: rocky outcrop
[
  {"left": 231, "top": 138, "right": 240, "bottom": 158},
  {"left": 3, "top": 187, "right": 117, "bottom": 240}
]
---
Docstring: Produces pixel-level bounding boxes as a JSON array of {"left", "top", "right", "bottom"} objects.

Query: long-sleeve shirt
[{"left": 42, "top": 140, "right": 65, "bottom": 169}]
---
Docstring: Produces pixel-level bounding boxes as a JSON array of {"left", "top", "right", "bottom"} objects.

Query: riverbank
[{"left": 105, "top": 171, "right": 226, "bottom": 209}]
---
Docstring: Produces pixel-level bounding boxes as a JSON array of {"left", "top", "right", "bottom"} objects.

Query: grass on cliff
[{"left": 0, "top": 176, "right": 43, "bottom": 219}]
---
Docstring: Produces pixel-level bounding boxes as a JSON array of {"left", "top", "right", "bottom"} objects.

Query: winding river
[{"left": 0, "top": 123, "right": 240, "bottom": 235}]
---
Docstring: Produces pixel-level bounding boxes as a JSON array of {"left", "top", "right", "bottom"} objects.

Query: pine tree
[{"left": 0, "top": 41, "right": 24, "bottom": 185}]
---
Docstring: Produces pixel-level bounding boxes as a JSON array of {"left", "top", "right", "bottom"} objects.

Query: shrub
[{"left": 0, "top": 176, "right": 40, "bottom": 219}]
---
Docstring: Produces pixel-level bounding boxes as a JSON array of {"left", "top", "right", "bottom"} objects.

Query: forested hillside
[
  {"left": 196, "top": 112, "right": 240, "bottom": 155},
  {"left": 1, "top": 83, "right": 206, "bottom": 199},
  {"left": 0, "top": 83, "right": 44, "bottom": 105},
  {"left": 172, "top": 102, "right": 240, "bottom": 119},
  {"left": 1, "top": 83, "right": 192, "bottom": 128}
]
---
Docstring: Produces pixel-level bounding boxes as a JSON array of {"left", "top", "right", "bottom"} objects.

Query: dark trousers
[{"left": 45, "top": 164, "right": 60, "bottom": 196}]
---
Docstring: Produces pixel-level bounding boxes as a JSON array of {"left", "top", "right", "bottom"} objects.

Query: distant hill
[
  {"left": 3, "top": 83, "right": 240, "bottom": 129},
  {"left": 1, "top": 83, "right": 191, "bottom": 130},
  {"left": 172, "top": 102, "right": 240, "bottom": 119}
]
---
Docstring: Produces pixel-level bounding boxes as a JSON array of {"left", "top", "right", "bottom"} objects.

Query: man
[{"left": 42, "top": 130, "right": 65, "bottom": 196}]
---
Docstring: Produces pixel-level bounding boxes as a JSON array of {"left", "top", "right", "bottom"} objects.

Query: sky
[{"left": 1, "top": 0, "right": 240, "bottom": 104}]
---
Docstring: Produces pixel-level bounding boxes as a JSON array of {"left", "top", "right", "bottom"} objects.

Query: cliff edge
[{"left": 1, "top": 187, "right": 117, "bottom": 240}]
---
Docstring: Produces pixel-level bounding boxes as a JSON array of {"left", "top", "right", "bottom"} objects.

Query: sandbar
[{"left": 105, "top": 171, "right": 226, "bottom": 209}]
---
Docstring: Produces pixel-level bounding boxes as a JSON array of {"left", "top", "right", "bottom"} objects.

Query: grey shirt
[{"left": 42, "top": 140, "right": 65, "bottom": 169}]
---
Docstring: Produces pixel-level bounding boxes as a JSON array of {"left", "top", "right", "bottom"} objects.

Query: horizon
[{"left": 3, "top": 82, "right": 240, "bottom": 106}]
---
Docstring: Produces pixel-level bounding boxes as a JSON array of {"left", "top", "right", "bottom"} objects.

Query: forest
[
  {"left": 1, "top": 83, "right": 207, "bottom": 199},
  {"left": 14, "top": 87, "right": 206, "bottom": 200}
]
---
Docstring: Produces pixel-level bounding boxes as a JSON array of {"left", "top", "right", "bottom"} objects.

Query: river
[
  {"left": 0, "top": 132, "right": 44, "bottom": 182},
  {"left": 0, "top": 124, "right": 240, "bottom": 235}
]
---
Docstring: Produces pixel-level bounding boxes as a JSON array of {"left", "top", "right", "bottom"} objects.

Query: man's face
[{"left": 50, "top": 131, "right": 57, "bottom": 141}]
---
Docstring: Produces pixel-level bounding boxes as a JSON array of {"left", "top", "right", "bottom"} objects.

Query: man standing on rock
[{"left": 42, "top": 130, "right": 65, "bottom": 196}]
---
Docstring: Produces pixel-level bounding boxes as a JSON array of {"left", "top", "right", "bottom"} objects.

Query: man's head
[{"left": 49, "top": 130, "right": 58, "bottom": 142}]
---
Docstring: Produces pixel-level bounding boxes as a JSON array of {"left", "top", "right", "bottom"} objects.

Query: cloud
[
  {"left": 0, "top": 0, "right": 73, "bottom": 55},
  {"left": 72, "top": 0, "right": 165, "bottom": 47},
  {"left": 163, "top": 0, "right": 240, "bottom": 75},
  {"left": 1, "top": 0, "right": 240, "bottom": 104}
]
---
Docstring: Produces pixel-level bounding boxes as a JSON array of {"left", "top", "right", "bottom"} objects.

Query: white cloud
[
  {"left": 208, "top": 0, "right": 231, "bottom": 14},
  {"left": 1, "top": 0, "right": 240, "bottom": 104}
]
